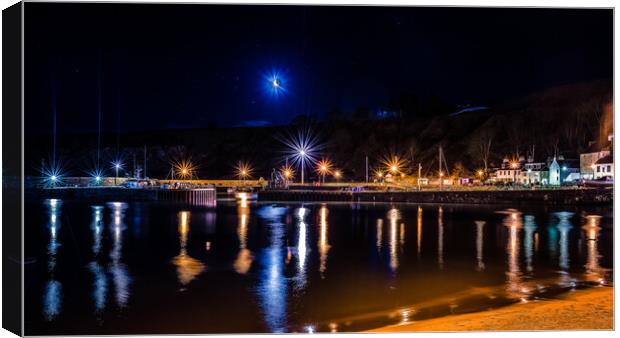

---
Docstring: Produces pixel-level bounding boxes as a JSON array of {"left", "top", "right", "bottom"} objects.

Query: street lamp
[
  {"left": 112, "top": 161, "right": 122, "bottom": 186},
  {"left": 316, "top": 159, "right": 333, "bottom": 184},
  {"left": 299, "top": 150, "right": 306, "bottom": 184},
  {"left": 333, "top": 170, "right": 342, "bottom": 181}
]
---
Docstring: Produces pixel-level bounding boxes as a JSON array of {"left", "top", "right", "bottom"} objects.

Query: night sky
[{"left": 25, "top": 3, "right": 612, "bottom": 133}]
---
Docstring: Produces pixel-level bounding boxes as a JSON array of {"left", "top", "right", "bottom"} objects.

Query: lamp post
[
  {"left": 299, "top": 150, "right": 306, "bottom": 184},
  {"left": 319, "top": 165, "right": 328, "bottom": 184},
  {"left": 115, "top": 164, "right": 120, "bottom": 185}
]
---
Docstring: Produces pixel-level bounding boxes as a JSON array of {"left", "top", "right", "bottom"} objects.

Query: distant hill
[{"left": 25, "top": 79, "right": 612, "bottom": 179}]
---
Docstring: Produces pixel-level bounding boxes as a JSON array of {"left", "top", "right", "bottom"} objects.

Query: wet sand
[{"left": 369, "top": 286, "right": 613, "bottom": 332}]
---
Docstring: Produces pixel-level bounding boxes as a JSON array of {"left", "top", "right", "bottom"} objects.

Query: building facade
[{"left": 593, "top": 155, "right": 613, "bottom": 179}]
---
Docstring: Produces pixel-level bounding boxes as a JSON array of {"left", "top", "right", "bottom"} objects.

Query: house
[
  {"left": 495, "top": 157, "right": 523, "bottom": 183},
  {"left": 580, "top": 134, "right": 613, "bottom": 179},
  {"left": 593, "top": 155, "right": 613, "bottom": 179},
  {"left": 546, "top": 158, "right": 561, "bottom": 186},
  {"left": 519, "top": 160, "right": 546, "bottom": 185}
]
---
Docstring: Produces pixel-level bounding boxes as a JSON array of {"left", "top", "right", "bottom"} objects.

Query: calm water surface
[{"left": 25, "top": 199, "right": 613, "bottom": 334}]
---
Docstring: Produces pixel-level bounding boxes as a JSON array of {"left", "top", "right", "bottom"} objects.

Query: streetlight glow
[
  {"left": 381, "top": 154, "right": 408, "bottom": 176},
  {"left": 234, "top": 161, "right": 254, "bottom": 181},
  {"left": 173, "top": 158, "right": 197, "bottom": 180},
  {"left": 279, "top": 127, "right": 323, "bottom": 184}
]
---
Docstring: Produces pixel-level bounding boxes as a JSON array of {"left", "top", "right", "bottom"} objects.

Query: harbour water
[{"left": 24, "top": 199, "right": 613, "bottom": 334}]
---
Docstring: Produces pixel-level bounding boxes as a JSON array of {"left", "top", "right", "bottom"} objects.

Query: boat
[{"left": 235, "top": 191, "right": 258, "bottom": 201}]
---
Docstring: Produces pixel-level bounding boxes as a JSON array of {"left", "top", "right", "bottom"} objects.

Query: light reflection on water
[
  {"left": 523, "top": 215, "right": 536, "bottom": 273},
  {"left": 89, "top": 205, "right": 107, "bottom": 315},
  {"left": 317, "top": 204, "right": 330, "bottom": 277},
  {"left": 502, "top": 210, "right": 527, "bottom": 300},
  {"left": 256, "top": 205, "right": 288, "bottom": 333},
  {"left": 108, "top": 202, "right": 132, "bottom": 307},
  {"left": 475, "top": 220, "right": 485, "bottom": 271},
  {"left": 30, "top": 200, "right": 613, "bottom": 334},
  {"left": 583, "top": 215, "right": 605, "bottom": 284},
  {"left": 172, "top": 210, "right": 205, "bottom": 287},
  {"left": 234, "top": 200, "right": 253, "bottom": 274},
  {"left": 43, "top": 199, "right": 62, "bottom": 321}
]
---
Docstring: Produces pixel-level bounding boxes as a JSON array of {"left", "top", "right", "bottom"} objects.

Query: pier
[
  {"left": 157, "top": 188, "right": 217, "bottom": 207},
  {"left": 35, "top": 186, "right": 217, "bottom": 207}
]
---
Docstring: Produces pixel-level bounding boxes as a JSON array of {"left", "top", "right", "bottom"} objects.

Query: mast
[
  {"left": 365, "top": 156, "right": 369, "bottom": 183},
  {"left": 96, "top": 54, "right": 102, "bottom": 171},
  {"left": 439, "top": 146, "right": 443, "bottom": 191},
  {"left": 143, "top": 145, "right": 147, "bottom": 179}
]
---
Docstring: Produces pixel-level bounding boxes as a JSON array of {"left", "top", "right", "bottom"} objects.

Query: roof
[{"left": 595, "top": 155, "right": 613, "bottom": 165}]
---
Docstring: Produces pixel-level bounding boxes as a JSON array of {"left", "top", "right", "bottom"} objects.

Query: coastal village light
[
  {"left": 280, "top": 128, "right": 321, "bottom": 185},
  {"left": 316, "top": 159, "right": 333, "bottom": 183},
  {"left": 111, "top": 160, "right": 123, "bottom": 185},
  {"left": 382, "top": 155, "right": 406, "bottom": 175},
  {"left": 333, "top": 170, "right": 342, "bottom": 180},
  {"left": 235, "top": 161, "right": 254, "bottom": 182},
  {"left": 173, "top": 159, "right": 197, "bottom": 180}
]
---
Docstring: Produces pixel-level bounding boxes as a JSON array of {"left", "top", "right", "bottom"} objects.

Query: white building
[
  {"left": 593, "top": 155, "right": 613, "bottom": 179},
  {"left": 494, "top": 158, "right": 523, "bottom": 183},
  {"left": 519, "top": 161, "right": 546, "bottom": 185},
  {"left": 580, "top": 134, "right": 613, "bottom": 179},
  {"left": 548, "top": 158, "right": 561, "bottom": 186}
]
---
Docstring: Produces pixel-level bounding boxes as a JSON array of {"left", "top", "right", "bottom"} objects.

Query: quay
[
  {"left": 258, "top": 188, "right": 613, "bottom": 205},
  {"left": 33, "top": 186, "right": 217, "bottom": 207}
]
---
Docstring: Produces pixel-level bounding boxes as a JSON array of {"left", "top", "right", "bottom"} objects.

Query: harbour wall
[
  {"left": 258, "top": 188, "right": 613, "bottom": 205},
  {"left": 31, "top": 187, "right": 216, "bottom": 207}
]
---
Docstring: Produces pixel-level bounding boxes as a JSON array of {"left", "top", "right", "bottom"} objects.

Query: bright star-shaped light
[
  {"left": 263, "top": 68, "right": 288, "bottom": 98},
  {"left": 278, "top": 127, "right": 323, "bottom": 169},
  {"left": 234, "top": 161, "right": 254, "bottom": 180},
  {"left": 87, "top": 166, "right": 105, "bottom": 185},
  {"left": 111, "top": 159, "right": 124, "bottom": 172},
  {"left": 381, "top": 153, "right": 408, "bottom": 176},
  {"left": 172, "top": 158, "right": 198, "bottom": 179},
  {"left": 277, "top": 127, "right": 324, "bottom": 184},
  {"left": 316, "top": 159, "right": 333, "bottom": 176},
  {"left": 40, "top": 158, "right": 67, "bottom": 187},
  {"left": 280, "top": 164, "right": 295, "bottom": 180}
]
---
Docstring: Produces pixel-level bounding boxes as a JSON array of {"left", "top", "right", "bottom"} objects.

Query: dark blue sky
[{"left": 25, "top": 4, "right": 612, "bottom": 133}]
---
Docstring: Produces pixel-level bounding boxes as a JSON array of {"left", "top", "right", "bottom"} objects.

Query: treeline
[{"left": 26, "top": 79, "right": 612, "bottom": 180}]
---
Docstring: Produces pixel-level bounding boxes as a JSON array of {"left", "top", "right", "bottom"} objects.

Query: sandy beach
[{"left": 369, "top": 286, "right": 613, "bottom": 332}]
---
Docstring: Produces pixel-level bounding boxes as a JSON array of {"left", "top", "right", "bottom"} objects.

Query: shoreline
[{"left": 367, "top": 286, "right": 613, "bottom": 332}]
